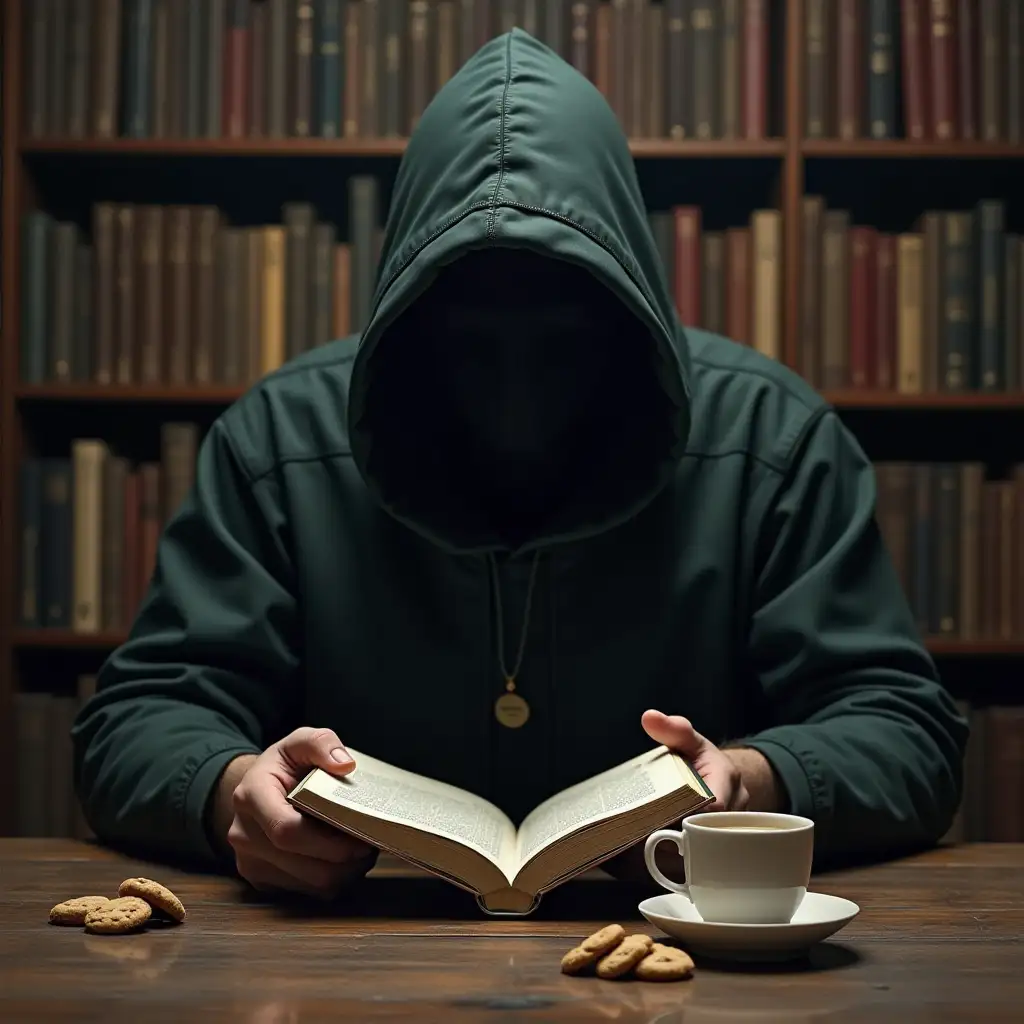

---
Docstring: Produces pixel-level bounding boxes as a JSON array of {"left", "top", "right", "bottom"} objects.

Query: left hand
[{"left": 641, "top": 709, "right": 750, "bottom": 811}]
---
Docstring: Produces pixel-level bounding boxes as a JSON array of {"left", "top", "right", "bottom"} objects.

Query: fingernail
[{"left": 330, "top": 747, "right": 352, "bottom": 764}]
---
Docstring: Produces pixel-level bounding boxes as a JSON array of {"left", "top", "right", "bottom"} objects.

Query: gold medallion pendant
[{"left": 494, "top": 691, "right": 531, "bottom": 728}]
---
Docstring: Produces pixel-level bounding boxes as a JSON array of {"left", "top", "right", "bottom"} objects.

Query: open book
[{"left": 287, "top": 744, "right": 714, "bottom": 915}]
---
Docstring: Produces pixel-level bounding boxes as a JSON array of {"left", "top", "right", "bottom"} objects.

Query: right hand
[{"left": 225, "top": 727, "right": 378, "bottom": 899}]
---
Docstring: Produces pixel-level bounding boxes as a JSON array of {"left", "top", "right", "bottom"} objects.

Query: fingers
[
  {"left": 233, "top": 775, "right": 373, "bottom": 863},
  {"left": 641, "top": 709, "right": 703, "bottom": 757},
  {"left": 700, "top": 762, "right": 749, "bottom": 812},
  {"left": 230, "top": 812, "right": 376, "bottom": 899},
  {"left": 279, "top": 726, "right": 356, "bottom": 776}
]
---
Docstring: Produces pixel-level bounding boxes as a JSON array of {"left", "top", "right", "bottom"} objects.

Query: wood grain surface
[{"left": 1, "top": 840, "right": 1021, "bottom": 1022}]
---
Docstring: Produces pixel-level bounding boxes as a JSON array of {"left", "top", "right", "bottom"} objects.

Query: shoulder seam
[
  {"left": 690, "top": 354, "right": 825, "bottom": 414},
  {"left": 248, "top": 448, "right": 353, "bottom": 487}
]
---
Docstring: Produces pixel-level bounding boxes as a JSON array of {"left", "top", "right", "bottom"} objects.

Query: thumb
[
  {"left": 278, "top": 727, "right": 356, "bottom": 777},
  {"left": 642, "top": 709, "right": 705, "bottom": 758}
]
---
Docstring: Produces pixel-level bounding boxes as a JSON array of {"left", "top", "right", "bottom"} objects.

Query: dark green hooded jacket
[{"left": 73, "top": 30, "right": 966, "bottom": 868}]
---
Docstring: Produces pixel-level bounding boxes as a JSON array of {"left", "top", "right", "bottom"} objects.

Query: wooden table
[{"left": 1, "top": 840, "right": 1021, "bottom": 1022}]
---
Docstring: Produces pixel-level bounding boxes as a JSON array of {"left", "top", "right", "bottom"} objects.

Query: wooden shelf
[
  {"left": 825, "top": 391, "right": 1024, "bottom": 409},
  {"left": 15, "top": 384, "right": 246, "bottom": 403},
  {"left": 803, "top": 140, "right": 1024, "bottom": 159},
  {"left": 20, "top": 136, "right": 786, "bottom": 159},
  {"left": 11, "top": 629, "right": 1024, "bottom": 656}
]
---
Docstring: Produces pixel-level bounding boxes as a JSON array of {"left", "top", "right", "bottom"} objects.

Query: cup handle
[{"left": 643, "top": 828, "right": 690, "bottom": 897}]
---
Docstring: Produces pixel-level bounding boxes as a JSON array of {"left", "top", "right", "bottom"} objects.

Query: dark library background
[{"left": 1, "top": 1, "right": 1021, "bottom": 844}]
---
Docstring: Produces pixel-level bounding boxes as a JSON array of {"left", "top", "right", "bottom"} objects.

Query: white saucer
[{"left": 638, "top": 891, "right": 860, "bottom": 962}]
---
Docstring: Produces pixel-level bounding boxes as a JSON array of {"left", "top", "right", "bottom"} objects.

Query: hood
[{"left": 348, "top": 30, "right": 691, "bottom": 556}]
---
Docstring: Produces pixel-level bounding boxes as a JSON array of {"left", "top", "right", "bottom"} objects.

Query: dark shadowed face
[{"left": 413, "top": 249, "right": 629, "bottom": 507}]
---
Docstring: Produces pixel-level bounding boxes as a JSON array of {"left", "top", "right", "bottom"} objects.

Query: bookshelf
[{"left": 2, "top": 0, "right": 1023, "bottom": 841}]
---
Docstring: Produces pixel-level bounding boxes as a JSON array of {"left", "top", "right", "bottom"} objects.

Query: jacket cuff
[
  {"left": 182, "top": 744, "right": 261, "bottom": 867},
  {"left": 738, "top": 735, "right": 818, "bottom": 821}
]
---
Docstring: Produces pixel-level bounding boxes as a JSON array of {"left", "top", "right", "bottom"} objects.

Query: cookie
[
  {"left": 595, "top": 933, "right": 654, "bottom": 979},
  {"left": 48, "top": 896, "right": 112, "bottom": 926},
  {"left": 560, "top": 945, "right": 600, "bottom": 975},
  {"left": 580, "top": 924, "right": 626, "bottom": 955},
  {"left": 635, "top": 942, "right": 695, "bottom": 981},
  {"left": 84, "top": 896, "right": 152, "bottom": 934},
  {"left": 118, "top": 877, "right": 186, "bottom": 923}
]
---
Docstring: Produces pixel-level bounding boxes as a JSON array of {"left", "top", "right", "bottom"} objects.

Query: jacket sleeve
[
  {"left": 739, "top": 409, "right": 968, "bottom": 861},
  {"left": 72, "top": 419, "right": 298, "bottom": 867}
]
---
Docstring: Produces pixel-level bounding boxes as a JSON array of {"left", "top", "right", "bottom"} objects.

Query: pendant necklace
[{"left": 490, "top": 551, "right": 541, "bottom": 729}]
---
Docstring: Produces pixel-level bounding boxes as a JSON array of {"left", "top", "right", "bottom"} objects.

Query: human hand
[
  {"left": 641, "top": 709, "right": 750, "bottom": 811},
  {"left": 225, "top": 727, "right": 378, "bottom": 898}
]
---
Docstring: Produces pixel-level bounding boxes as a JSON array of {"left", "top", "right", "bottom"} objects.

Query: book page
[
  {"left": 295, "top": 749, "right": 519, "bottom": 876},
  {"left": 514, "top": 746, "right": 691, "bottom": 865}
]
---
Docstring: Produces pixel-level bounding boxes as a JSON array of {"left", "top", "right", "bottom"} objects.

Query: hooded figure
[{"left": 74, "top": 32, "right": 965, "bottom": 882}]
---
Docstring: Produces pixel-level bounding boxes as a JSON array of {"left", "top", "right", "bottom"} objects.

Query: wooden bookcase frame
[{"left": 2, "top": 0, "right": 1023, "bottom": 834}]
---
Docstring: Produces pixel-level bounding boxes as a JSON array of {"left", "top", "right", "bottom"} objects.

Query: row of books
[
  {"left": 18, "top": 195, "right": 785, "bottom": 385},
  {"left": 806, "top": 0, "right": 1023, "bottom": 142},
  {"left": 10, "top": 679, "right": 1024, "bottom": 843},
  {"left": 19, "top": 179, "right": 383, "bottom": 387},
  {"left": 18, "top": 436, "right": 1024, "bottom": 644},
  {"left": 799, "top": 199, "right": 1024, "bottom": 394},
  {"left": 18, "top": 426, "right": 201, "bottom": 633},
  {"left": 23, "top": 0, "right": 775, "bottom": 143},
  {"left": 14, "top": 677, "right": 96, "bottom": 840},
  {"left": 875, "top": 462, "right": 1024, "bottom": 643},
  {"left": 946, "top": 701, "right": 1023, "bottom": 844}
]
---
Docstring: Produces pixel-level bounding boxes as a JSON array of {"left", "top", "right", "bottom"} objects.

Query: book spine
[
  {"left": 927, "top": 0, "right": 957, "bottom": 139},
  {"left": 361, "top": 0, "right": 380, "bottom": 136},
  {"left": 51, "top": 223, "right": 79, "bottom": 382},
  {"left": 673, "top": 206, "right": 702, "bottom": 326},
  {"left": 293, "top": 0, "right": 315, "bottom": 136},
  {"left": 930, "top": 464, "right": 961, "bottom": 635},
  {"left": 976, "top": 200, "right": 1005, "bottom": 391},
  {"left": 193, "top": 208, "right": 220, "bottom": 384},
  {"left": 205, "top": 0, "right": 226, "bottom": 137},
  {"left": 18, "top": 460, "right": 43, "bottom": 628},
  {"left": 224, "top": 0, "right": 252, "bottom": 139},
  {"left": 837, "top": 0, "right": 863, "bottom": 139},
  {"left": 957, "top": 0, "right": 978, "bottom": 138},
  {"left": 701, "top": 232, "right": 726, "bottom": 334},
  {"left": 138, "top": 206, "right": 165, "bottom": 384},
  {"left": 849, "top": 226, "right": 877, "bottom": 387},
  {"left": 805, "top": 0, "right": 829, "bottom": 137},
  {"left": 896, "top": 233, "right": 924, "bottom": 393},
  {"left": 124, "top": 0, "right": 155, "bottom": 137},
  {"left": 979, "top": 0, "right": 1001, "bottom": 140},
  {"left": 725, "top": 226, "right": 751, "bottom": 346},
  {"left": 20, "top": 212, "right": 51, "bottom": 384},
  {"left": 647, "top": 2, "right": 666, "bottom": 137},
  {"left": 821, "top": 210, "right": 850, "bottom": 388},
  {"left": 1005, "top": 236, "right": 1021, "bottom": 389},
  {"left": 941, "top": 211, "right": 974, "bottom": 391},
  {"left": 875, "top": 234, "right": 898, "bottom": 390},
  {"left": 868, "top": 0, "right": 896, "bottom": 138},
  {"left": 284, "top": 203, "right": 316, "bottom": 358},
  {"left": 691, "top": 2, "right": 719, "bottom": 139},
  {"left": 666, "top": 0, "right": 691, "bottom": 139},
  {"left": 741, "top": 0, "right": 768, "bottom": 139},
  {"left": 114, "top": 205, "right": 137, "bottom": 384},
  {"left": 313, "top": 222, "right": 337, "bottom": 346},
  {"left": 67, "top": 0, "right": 93, "bottom": 137},
  {"left": 1007, "top": 0, "right": 1023, "bottom": 142},
  {"left": 316, "top": 0, "right": 342, "bottom": 137}
]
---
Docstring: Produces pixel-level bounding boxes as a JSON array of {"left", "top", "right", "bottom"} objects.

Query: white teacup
[{"left": 644, "top": 811, "right": 814, "bottom": 924}]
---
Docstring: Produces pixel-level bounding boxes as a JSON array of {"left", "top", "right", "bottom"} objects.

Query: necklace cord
[{"left": 489, "top": 551, "right": 542, "bottom": 689}]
